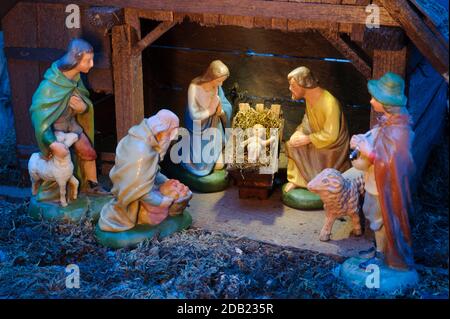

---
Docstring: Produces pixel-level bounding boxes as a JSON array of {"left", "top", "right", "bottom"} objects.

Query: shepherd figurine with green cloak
[{"left": 29, "top": 38, "right": 108, "bottom": 203}]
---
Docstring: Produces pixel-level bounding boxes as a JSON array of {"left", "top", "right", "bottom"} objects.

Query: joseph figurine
[
  {"left": 285, "top": 66, "right": 351, "bottom": 192},
  {"left": 29, "top": 38, "right": 107, "bottom": 201}
]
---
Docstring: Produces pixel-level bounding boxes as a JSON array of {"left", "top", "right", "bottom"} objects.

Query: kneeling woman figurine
[{"left": 181, "top": 60, "right": 233, "bottom": 176}]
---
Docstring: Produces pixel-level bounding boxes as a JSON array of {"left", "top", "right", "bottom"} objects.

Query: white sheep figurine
[
  {"left": 28, "top": 132, "right": 79, "bottom": 207},
  {"left": 307, "top": 168, "right": 365, "bottom": 242}
]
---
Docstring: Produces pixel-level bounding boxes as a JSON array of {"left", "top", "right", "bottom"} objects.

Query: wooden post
[
  {"left": 238, "top": 103, "right": 250, "bottom": 112},
  {"left": 255, "top": 103, "right": 264, "bottom": 112},
  {"left": 379, "top": 0, "right": 448, "bottom": 82},
  {"left": 270, "top": 104, "right": 281, "bottom": 117},
  {"left": 369, "top": 47, "right": 407, "bottom": 127},
  {"left": 112, "top": 24, "right": 145, "bottom": 141}
]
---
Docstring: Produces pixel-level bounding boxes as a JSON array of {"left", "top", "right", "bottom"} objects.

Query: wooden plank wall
[
  {"left": 142, "top": 20, "right": 371, "bottom": 140},
  {"left": 3, "top": 2, "right": 40, "bottom": 169},
  {"left": 4, "top": 0, "right": 396, "bottom": 163},
  {"left": 35, "top": 0, "right": 399, "bottom": 28}
]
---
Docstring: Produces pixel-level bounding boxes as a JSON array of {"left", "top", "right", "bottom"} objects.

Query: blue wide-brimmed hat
[{"left": 368, "top": 72, "right": 407, "bottom": 107}]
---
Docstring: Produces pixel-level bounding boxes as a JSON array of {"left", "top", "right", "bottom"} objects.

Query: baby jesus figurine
[{"left": 241, "top": 124, "right": 276, "bottom": 165}]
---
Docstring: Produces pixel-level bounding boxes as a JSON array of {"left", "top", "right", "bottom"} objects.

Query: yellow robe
[{"left": 286, "top": 90, "right": 351, "bottom": 188}]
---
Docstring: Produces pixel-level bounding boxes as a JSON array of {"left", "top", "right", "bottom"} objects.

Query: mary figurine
[{"left": 181, "top": 60, "right": 232, "bottom": 177}]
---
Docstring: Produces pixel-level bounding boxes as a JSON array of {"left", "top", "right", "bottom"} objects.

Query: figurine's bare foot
[
  {"left": 84, "top": 181, "right": 110, "bottom": 196},
  {"left": 284, "top": 182, "right": 298, "bottom": 193}
]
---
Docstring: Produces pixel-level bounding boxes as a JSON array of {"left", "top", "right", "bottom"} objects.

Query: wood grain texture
[
  {"left": 36, "top": 0, "right": 399, "bottom": 26},
  {"left": 363, "top": 26, "right": 406, "bottom": 51},
  {"left": 144, "top": 21, "right": 345, "bottom": 59},
  {"left": 142, "top": 46, "right": 370, "bottom": 139},
  {"left": 36, "top": 3, "right": 81, "bottom": 49},
  {"left": 370, "top": 47, "right": 407, "bottom": 127},
  {"left": 0, "top": 0, "right": 19, "bottom": 29},
  {"left": 7, "top": 59, "right": 40, "bottom": 146},
  {"left": 112, "top": 24, "right": 145, "bottom": 140},
  {"left": 379, "top": 0, "right": 448, "bottom": 80},
  {"left": 2, "top": 2, "right": 39, "bottom": 149},
  {"left": 320, "top": 30, "right": 372, "bottom": 79},
  {"left": 219, "top": 15, "right": 255, "bottom": 29},
  {"left": 3, "top": 2, "right": 38, "bottom": 48},
  {"left": 136, "top": 9, "right": 174, "bottom": 23},
  {"left": 135, "top": 21, "right": 177, "bottom": 54}
]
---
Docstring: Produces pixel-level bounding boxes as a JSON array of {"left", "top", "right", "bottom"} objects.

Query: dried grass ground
[{"left": 0, "top": 128, "right": 448, "bottom": 299}]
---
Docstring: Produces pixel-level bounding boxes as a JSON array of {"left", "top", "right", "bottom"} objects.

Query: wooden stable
[{"left": 1, "top": 0, "right": 448, "bottom": 175}]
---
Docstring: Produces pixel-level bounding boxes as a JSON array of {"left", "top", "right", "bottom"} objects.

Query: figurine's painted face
[
  {"left": 77, "top": 52, "right": 94, "bottom": 74},
  {"left": 169, "top": 127, "right": 179, "bottom": 142},
  {"left": 156, "top": 127, "right": 179, "bottom": 159},
  {"left": 289, "top": 78, "right": 306, "bottom": 100},
  {"left": 211, "top": 75, "right": 228, "bottom": 88},
  {"left": 370, "top": 97, "right": 385, "bottom": 113}
]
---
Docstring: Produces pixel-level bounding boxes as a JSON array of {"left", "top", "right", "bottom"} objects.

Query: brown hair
[
  {"left": 57, "top": 38, "right": 94, "bottom": 72},
  {"left": 192, "top": 60, "right": 229, "bottom": 85}
]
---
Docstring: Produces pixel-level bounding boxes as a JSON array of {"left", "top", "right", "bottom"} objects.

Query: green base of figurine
[
  {"left": 28, "top": 194, "right": 113, "bottom": 222},
  {"left": 161, "top": 161, "right": 229, "bottom": 193},
  {"left": 339, "top": 257, "right": 419, "bottom": 292},
  {"left": 95, "top": 210, "right": 193, "bottom": 249},
  {"left": 281, "top": 184, "right": 323, "bottom": 210}
]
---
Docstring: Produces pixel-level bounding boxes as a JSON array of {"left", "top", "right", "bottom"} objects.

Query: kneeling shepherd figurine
[{"left": 98, "top": 109, "right": 192, "bottom": 232}]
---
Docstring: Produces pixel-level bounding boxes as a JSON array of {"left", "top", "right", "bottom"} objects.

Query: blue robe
[{"left": 181, "top": 86, "right": 232, "bottom": 176}]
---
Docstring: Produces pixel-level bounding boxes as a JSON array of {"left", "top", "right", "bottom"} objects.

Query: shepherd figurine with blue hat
[{"left": 340, "top": 72, "right": 419, "bottom": 292}]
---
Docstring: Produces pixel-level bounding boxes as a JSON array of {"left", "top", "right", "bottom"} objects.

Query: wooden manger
[{"left": 227, "top": 103, "right": 284, "bottom": 200}]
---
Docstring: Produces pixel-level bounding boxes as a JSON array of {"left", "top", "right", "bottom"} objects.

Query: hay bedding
[
  {"left": 228, "top": 107, "right": 283, "bottom": 171},
  {"left": 0, "top": 198, "right": 447, "bottom": 299}
]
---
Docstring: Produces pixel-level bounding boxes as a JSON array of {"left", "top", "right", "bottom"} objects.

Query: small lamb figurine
[
  {"left": 241, "top": 124, "right": 276, "bottom": 164},
  {"left": 28, "top": 132, "right": 79, "bottom": 207},
  {"left": 307, "top": 168, "right": 364, "bottom": 242}
]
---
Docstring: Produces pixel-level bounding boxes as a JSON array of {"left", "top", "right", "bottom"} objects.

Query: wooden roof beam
[
  {"left": 378, "top": 0, "right": 449, "bottom": 82},
  {"left": 133, "top": 20, "right": 177, "bottom": 55},
  {"left": 409, "top": 0, "right": 449, "bottom": 50},
  {"left": 319, "top": 30, "right": 372, "bottom": 79},
  {"left": 35, "top": 0, "right": 399, "bottom": 26}
]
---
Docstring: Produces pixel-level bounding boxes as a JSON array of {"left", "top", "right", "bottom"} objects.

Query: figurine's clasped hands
[
  {"left": 215, "top": 101, "right": 223, "bottom": 116},
  {"left": 69, "top": 95, "right": 87, "bottom": 113},
  {"left": 289, "top": 131, "right": 310, "bottom": 147}
]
